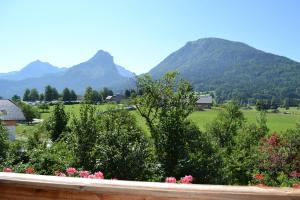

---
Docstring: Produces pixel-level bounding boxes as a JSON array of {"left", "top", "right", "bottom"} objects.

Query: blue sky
[{"left": 0, "top": 0, "right": 299, "bottom": 74}]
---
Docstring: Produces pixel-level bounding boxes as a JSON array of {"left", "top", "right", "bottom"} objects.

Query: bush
[
  {"left": 94, "top": 110, "right": 155, "bottom": 180},
  {"left": 253, "top": 130, "right": 300, "bottom": 187}
]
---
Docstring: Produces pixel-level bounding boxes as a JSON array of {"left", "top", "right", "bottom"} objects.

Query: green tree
[
  {"left": 39, "top": 93, "right": 44, "bottom": 101},
  {"left": 0, "top": 122, "right": 8, "bottom": 164},
  {"left": 84, "top": 87, "right": 93, "bottom": 103},
  {"left": 44, "top": 85, "right": 53, "bottom": 102},
  {"left": 46, "top": 103, "right": 69, "bottom": 141},
  {"left": 11, "top": 94, "right": 21, "bottom": 103},
  {"left": 23, "top": 89, "right": 31, "bottom": 101},
  {"left": 52, "top": 87, "right": 59, "bottom": 100},
  {"left": 19, "top": 103, "right": 40, "bottom": 124},
  {"left": 134, "top": 72, "right": 218, "bottom": 181},
  {"left": 71, "top": 104, "right": 98, "bottom": 170},
  {"left": 95, "top": 110, "right": 154, "bottom": 180},
  {"left": 62, "top": 88, "right": 71, "bottom": 102},
  {"left": 37, "top": 103, "right": 49, "bottom": 113},
  {"left": 70, "top": 90, "right": 77, "bottom": 101},
  {"left": 30, "top": 88, "right": 39, "bottom": 101}
]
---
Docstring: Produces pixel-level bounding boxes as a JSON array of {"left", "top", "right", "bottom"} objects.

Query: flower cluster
[
  {"left": 55, "top": 167, "right": 104, "bottom": 179},
  {"left": 3, "top": 167, "right": 35, "bottom": 174},
  {"left": 165, "top": 175, "right": 193, "bottom": 184}
]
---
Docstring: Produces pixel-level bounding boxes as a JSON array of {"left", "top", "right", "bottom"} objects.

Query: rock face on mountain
[
  {"left": 0, "top": 51, "right": 134, "bottom": 98},
  {"left": 149, "top": 38, "right": 300, "bottom": 103},
  {"left": 0, "top": 60, "right": 66, "bottom": 80}
]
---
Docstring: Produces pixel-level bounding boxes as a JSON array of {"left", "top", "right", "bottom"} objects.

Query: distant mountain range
[
  {"left": 0, "top": 50, "right": 135, "bottom": 98},
  {"left": 1, "top": 37, "right": 300, "bottom": 103},
  {"left": 0, "top": 60, "right": 66, "bottom": 80}
]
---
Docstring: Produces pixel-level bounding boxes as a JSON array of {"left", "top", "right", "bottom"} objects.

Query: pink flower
[
  {"left": 94, "top": 171, "right": 104, "bottom": 179},
  {"left": 290, "top": 171, "right": 300, "bottom": 178},
  {"left": 79, "top": 170, "right": 89, "bottom": 178},
  {"left": 66, "top": 167, "right": 78, "bottom": 175},
  {"left": 58, "top": 172, "right": 66, "bottom": 177},
  {"left": 3, "top": 167, "right": 12, "bottom": 172},
  {"left": 165, "top": 177, "right": 177, "bottom": 183},
  {"left": 88, "top": 175, "right": 96, "bottom": 179},
  {"left": 180, "top": 175, "right": 193, "bottom": 184},
  {"left": 25, "top": 167, "right": 35, "bottom": 174}
]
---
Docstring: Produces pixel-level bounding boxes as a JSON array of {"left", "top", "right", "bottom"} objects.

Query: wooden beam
[{"left": 0, "top": 173, "right": 299, "bottom": 200}]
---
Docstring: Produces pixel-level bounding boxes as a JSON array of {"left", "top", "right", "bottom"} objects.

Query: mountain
[
  {"left": 149, "top": 38, "right": 300, "bottom": 103},
  {"left": 0, "top": 51, "right": 135, "bottom": 98},
  {"left": 116, "top": 65, "right": 135, "bottom": 78},
  {"left": 0, "top": 60, "right": 66, "bottom": 81}
]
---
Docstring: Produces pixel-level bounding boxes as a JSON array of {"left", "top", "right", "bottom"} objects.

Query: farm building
[
  {"left": 0, "top": 99, "right": 25, "bottom": 140},
  {"left": 105, "top": 94, "right": 124, "bottom": 104},
  {"left": 196, "top": 95, "right": 213, "bottom": 109}
]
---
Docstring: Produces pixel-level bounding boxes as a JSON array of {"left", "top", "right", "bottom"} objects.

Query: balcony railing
[{"left": 0, "top": 172, "right": 299, "bottom": 200}]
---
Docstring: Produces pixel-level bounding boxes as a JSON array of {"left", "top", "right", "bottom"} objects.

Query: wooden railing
[{"left": 0, "top": 172, "right": 299, "bottom": 200}]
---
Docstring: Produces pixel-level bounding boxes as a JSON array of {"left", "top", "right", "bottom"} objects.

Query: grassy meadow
[{"left": 16, "top": 104, "right": 300, "bottom": 139}]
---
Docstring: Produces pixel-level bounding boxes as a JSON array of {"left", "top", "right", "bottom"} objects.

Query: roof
[
  {"left": 0, "top": 100, "right": 25, "bottom": 121},
  {"left": 105, "top": 96, "right": 113, "bottom": 100},
  {"left": 196, "top": 96, "right": 213, "bottom": 104}
]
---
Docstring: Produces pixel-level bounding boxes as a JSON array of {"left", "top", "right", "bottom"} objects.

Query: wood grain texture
[{"left": 0, "top": 173, "right": 299, "bottom": 200}]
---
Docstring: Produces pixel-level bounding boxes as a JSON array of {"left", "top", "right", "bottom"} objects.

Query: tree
[
  {"left": 44, "top": 85, "right": 53, "bottom": 102},
  {"left": 52, "top": 87, "right": 59, "bottom": 100},
  {"left": 29, "top": 88, "right": 39, "bottom": 101},
  {"left": 134, "top": 72, "right": 218, "bottom": 180},
  {"left": 95, "top": 110, "right": 153, "bottom": 180},
  {"left": 23, "top": 89, "right": 31, "bottom": 101},
  {"left": 0, "top": 121, "right": 8, "bottom": 163},
  {"left": 283, "top": 98, "right": 290, "bottom": 110},
  {"left": 39, "top": 93, "right": 44, "bottom": 101},
  {"left": 46, "top": 103, "right": 69, "bottom": 141},
  {"left": 71, "top": 104, "right": 98, "bottom": 169},
  {"left": 70, "top": 90, "right": 77, "bottom": 101},
  {"left": 19, "top": 103, "right": 40, "bottom": 124},
  {"left": 11, "top": 95, "right": 21, "bottom": 103},
  {"left": 84, "top": 87, "right": 93, "bottom": 103},
  {"left": 62, "top": 88, "right": 71, "bottom": 102}
]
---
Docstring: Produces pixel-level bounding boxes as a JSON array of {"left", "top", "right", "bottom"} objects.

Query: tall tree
[
  {"left": 23, "top": 89, "right": 31, "bottom": 101},
  {"left": 11, "top": 94, "right": 21, "bottom": 102},
  {"left": 135, "top": 72, "right": 210, "bottom": 177},
  {"left": 84, "top": 87, "right": 93, "bottom": 103},
  {"left": 70, "top": 90, "right": 77, "bottom": 101},
  {"left": 44, "top": 85, "right": 53, "bottom": 102},
  {"left": 30, "top": 88, "right": 39, "bottom": 101},
  {"left": 46, "top": 103, "right": 69, "bottom": 141},
  {"left": 62, "top": 88, "right": 71, "bottom": 102}
]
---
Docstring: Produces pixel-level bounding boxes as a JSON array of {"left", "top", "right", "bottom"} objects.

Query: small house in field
[
  {"left": 196, "top": 95, "right": 213, "bottom": 109},
  {"left": 105, "top": 94, "right": 124, "bottom": 104},
  {"left": 0, "top": 99, "right": 25, "bottom": 140}
]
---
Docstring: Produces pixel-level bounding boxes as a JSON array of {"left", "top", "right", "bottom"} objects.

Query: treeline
[
  {"left": 1, "top": 72, "right": 299, "bottom": 187},
  {"left": 21, "top": 85, "right": 77, "bottom": 102}
]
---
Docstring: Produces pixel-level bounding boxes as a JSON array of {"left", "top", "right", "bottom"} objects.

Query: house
[
  {"left": 0, "top": 99, "right": 25, "bottom": 140},
  {"left": 196, "top": 95, "right": 213, "bottom": 109},
  {"left": 105, "top": 94, "right": 124, "bottom": 104}
]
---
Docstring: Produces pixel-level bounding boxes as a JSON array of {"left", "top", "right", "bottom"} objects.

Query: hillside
[
  {"left": 149, "top": 38, "right": 300, "bottom": 103},
  {"left": 0, "top": 51, "right": 134, "bottom": 98}
]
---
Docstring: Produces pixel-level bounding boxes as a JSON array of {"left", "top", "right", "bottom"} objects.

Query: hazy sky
[{"left": 0, "top": 0, "right": 299, "bottom": 74}]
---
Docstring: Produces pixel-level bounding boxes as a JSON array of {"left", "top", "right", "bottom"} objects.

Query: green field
[{"left": 16, "top": 104, "right": 300, "bottom": 139}]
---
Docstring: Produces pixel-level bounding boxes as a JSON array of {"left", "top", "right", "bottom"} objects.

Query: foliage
[
  {"left": 135, "top": 72, "right": 220, "bottom": 183},
  {"left": 94, "top": 109, "right": 154, "bottom": 180},
  {"left": 19, "top": 103, "right": 40, "bottom": 124},
  {"left": 71, "top": 104, "right": 98, "bottom": 170},
  {"left": 84, "top": 87, "right": 102, "bottom": 104},
  {"left": 44, "top": 85, "right": 59, "bottom": 102},
  {"left": 253, "top": 130, "right": 300, "bottom": 187},
  {"left": 0, "top": 122, "right": 8, "bottom": 164},
  {"left": 11, "top": 94, "right": 21, "bottom": 103},
  {"left": 45, "top": 103, "right": 69, "bottom": 141},
  {"left": 37, "top": 103, "right": 49, "bottom": 113}
]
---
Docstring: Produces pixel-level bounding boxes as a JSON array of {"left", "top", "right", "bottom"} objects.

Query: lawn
[{"left": 16, "top": 104, "right": 300, "bottom": 139}]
